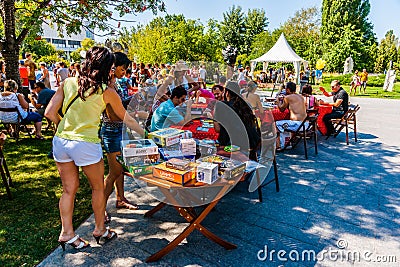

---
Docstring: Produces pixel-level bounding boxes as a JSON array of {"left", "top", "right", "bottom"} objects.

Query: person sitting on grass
[{"left": 275, "top": 82, "right": 307, "bottom": 151}]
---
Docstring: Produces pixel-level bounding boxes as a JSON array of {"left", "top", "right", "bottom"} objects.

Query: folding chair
[
  {"left": 0, "top": 107, "right": 33, "bottom": 141},
  {"left": 327, "top": 104, "right": 360, "bottom": 145},
  {"left": 283, "top": 112, "right": 319, "bottom": 160},
  {"left": 251, "top": 110, "right": 279, "bottom": 202},
  {"left": 0, "top": 133, "right": 13, "bottom": 199}
]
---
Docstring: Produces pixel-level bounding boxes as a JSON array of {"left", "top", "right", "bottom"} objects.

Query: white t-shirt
[{"left": 199, "top": 68, "right": 206, "bottom": 80}]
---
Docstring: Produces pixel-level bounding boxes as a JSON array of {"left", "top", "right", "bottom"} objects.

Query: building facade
[{"left": 41, "top": 22, "right": 94, "bottom": 59}]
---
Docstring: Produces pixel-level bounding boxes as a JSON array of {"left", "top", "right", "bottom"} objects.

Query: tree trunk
[{"left": 0, "top": 0, "right": 22, "bottom": 90}]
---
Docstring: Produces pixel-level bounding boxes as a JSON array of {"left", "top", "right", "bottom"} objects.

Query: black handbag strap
[{"left": 61, "top": 94, "right": 79, "bottom": 117}]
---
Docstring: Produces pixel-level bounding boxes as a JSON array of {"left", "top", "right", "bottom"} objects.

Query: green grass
[
  {"left": 316, "top": 82, "right": 400, "bottom": 99},
  {"left": 0, "top": 129, "right": 93, "bottom": 267}
]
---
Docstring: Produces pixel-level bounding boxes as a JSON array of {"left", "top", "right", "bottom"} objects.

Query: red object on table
[
  {"left": 192, "top": 103, "right": 208, "bottom": 109},
  {"left": 272, "top": 108, "right": 290, "bottom": 121},
  {"left": 317, "top": 105, "right": 333, "bottom": 135},
  {"left": 128, "top": 87, "right": 139, "bottom": 96},
  {"left": 171, "top": 119, "right": 219, "bottom": 140}
]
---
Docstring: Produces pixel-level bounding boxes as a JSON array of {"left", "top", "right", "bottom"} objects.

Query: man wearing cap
[
  {"left": 319, "top": 80, "right": 349, "bottom": 136},
  {"left": 275, "top": 82, "right": 307, "bottom": 150}
]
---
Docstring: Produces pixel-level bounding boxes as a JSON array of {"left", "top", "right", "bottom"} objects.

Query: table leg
[
  {"left": 144, "top": 202, "right": 166, "bottom": 218},
  {"left": 146, "top": 186, "right": 236, "bottom": 262}
]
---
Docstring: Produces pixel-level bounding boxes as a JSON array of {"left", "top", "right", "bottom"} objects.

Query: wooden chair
[
  {"left": 0, "top": 133, "right": 13, "bottom": 199},
  {"left": 283, "top": 111, "right": 319, "bottom": 160},
  {"left": 0, "top": 107, "right": 33, "bottom": 141},
  {"left": 327, "top": 104, "right": 360, "bottom": 145}
]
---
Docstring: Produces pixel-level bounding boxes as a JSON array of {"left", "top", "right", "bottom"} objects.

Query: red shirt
[{"left": 19, "top": 66, "right": 29, "bottom": 87}]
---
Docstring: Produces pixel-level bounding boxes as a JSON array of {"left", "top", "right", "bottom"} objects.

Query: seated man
[
  {"left": 275, "top": 82, "right": 307, "bottom": 150},
  {"left": 29, "top": 82, "right": 55, "bottom": 116},
  {"left": 150, "top": 86, "right": 192, "bottom": 131},
  {"left": 319, "top": 80, "right": 349, "bottom": 136}
]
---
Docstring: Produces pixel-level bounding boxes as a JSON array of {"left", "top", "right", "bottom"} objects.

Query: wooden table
[{"left": 125, "top": 167, "right": 244, "bottom": 262}]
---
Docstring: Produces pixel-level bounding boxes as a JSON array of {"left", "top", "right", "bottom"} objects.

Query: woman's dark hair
[
  {"left": 78, "top": 46, "right": 115, "bottom": 100},
  {"left": 171, "top": 85, "right": 187, "bottom": 99},
  {"left": 246, "top": 80, "right": 258, "bottom": 97},
  {"left": 114, "top": 52, "right": 131, "bottom": 68},
  {"left": 225, "top": 81, "right": 256, "bottom": 128},
  {"left": 302, "top": 84, "right": 313, "bottom": 95}
]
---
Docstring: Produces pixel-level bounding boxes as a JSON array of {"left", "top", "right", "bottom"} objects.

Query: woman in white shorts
[{"left": 45, "top": 47, "right": 144, "bottom": 251}]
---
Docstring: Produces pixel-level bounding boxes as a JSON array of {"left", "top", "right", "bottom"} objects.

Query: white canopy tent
[{"left": 250, "top": 33, "right": 308, "bottom": 84}]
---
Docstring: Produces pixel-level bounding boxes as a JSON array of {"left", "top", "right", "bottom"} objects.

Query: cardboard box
[
  {"left": 166, "top": 158, "right": 192, "bottom": 171},
  {"left": 198, "top": 139, "right": 217, "bottom": 156},
  {"left": 129, "top": 165, "right": 154, "bottom": 176},
  {"left": 124, "top": 153, "right": 159, "bottom": 166},
  {"left": 179, "top": 138, "right": 196, "bottom": 156},
  {"left": 199, "top": 155, "right": 246, "bottom": 180},
  {"left": 153, "top": 162, "right": 198, "bottom": 185},
  {"left": 159, "top": 148, "right": 195, "bottom": 161},
  {"left": 148, "top": 128, "right": 185, "bottom": 147},
  {"left": 121, "top": 139, "right": 158, "bottom": 157},
  {"left": 196, "top": 162, "right": 219, "bottom": 184}
]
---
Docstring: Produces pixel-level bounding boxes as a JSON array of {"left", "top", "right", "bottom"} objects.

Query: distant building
[{"left": 41, "top": 21, "right": 94, "bottom": 60}]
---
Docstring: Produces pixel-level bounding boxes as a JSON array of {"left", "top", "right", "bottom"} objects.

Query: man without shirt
[{"left": 275, "top": 81, "right": 307, "bottom": 150}]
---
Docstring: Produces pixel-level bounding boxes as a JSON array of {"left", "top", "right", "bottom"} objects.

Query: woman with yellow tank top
[{"left": 45, "top": 47, "right": 144, "bottom": 251}]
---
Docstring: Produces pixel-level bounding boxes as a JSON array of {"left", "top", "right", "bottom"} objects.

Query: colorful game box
[
  {"left": 152, "top": 162, "right": 198, "bottom": 185},
  {"left": 196, "top": 162, "right": 219, "bottom": 184},
  {"left": 148, "top": 128, "right": 186, "bottom": 147}
]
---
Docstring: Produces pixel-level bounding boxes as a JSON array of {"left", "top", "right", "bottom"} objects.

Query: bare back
[{"left": 285, "top": 94, "right": 307, "bottom": 121}]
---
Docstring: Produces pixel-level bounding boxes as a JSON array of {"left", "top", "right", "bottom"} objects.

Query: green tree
[
  {"left": 320, "top": 0, "right": 376, "bottom": 71},
  {"left": 0, "top": 0, "right": 165, "bottom": 87},
  {"left": 374, "top": 30, "right": 398, "bottom": 73},
  {"left": 21, "top": 38, "right": 58, "bottom": 60},
  {"left": 242, "top": 8, "right": 268, "bottom": 55},
  {"left": 70, "top": 38, "right": 96, "bottom": 62},
  {"left": 275, "top": 7, "right": 322, "bottom": 67},
  {"left": 219, "top": 6, "right": 245, "bottom": 53}
]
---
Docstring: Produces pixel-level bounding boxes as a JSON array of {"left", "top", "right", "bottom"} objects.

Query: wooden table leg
[
  {"left": 144, "top": 202, "right": 166, "bottom": 218},
  {"left": 146, "top": 185, "right": 236, "bottom": 263},
  {"left": 177, "top": 207, "right": 237, "bottom": 249}
]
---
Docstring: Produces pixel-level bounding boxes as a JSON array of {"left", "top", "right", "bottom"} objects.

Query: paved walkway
[{"left": 39, "top": 97, "right": 400, "bottom": 267}]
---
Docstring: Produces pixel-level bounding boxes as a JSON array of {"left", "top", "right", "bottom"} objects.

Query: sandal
[
  {"left": 93, "top": 227, "right": 117, "bottom": 244},
  {"left": 116, "top": 199, "right": 139, "bottom": 210},
  {"left": 104, "top": 211, "right": 111, "bottom": 224},
  {"left": 276, "top": 147, "right": 284, "bottom": 153},
  {"left": 35, "top": 135, "right": 44, "bottom": 140},
  {"left": 58, "top": 235, "right": 90, "bottom": 251}
]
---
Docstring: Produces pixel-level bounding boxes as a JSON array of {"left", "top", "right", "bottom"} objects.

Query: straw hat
[{"left": 175, "top": 60, "right": 189, "bottom": 72}]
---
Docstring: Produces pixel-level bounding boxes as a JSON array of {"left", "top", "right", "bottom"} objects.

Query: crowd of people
[{"left": 0, "top": 47, "right": 353, "bottom": 251}]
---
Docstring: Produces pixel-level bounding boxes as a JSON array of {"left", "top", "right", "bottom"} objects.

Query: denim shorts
[
  {"left": 22, "top": 111, "right": 43, "bottom": 123},
  {"left": 100, "top": 122, "right": 123, "bottom": 153}
]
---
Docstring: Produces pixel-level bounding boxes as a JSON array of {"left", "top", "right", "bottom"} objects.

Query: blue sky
[{"left": 103, "top": 0, "right": 399, "bottom": 42}]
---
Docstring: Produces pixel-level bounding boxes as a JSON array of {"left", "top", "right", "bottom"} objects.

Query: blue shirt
[
  {"left": 37, "top": 88, "right": 55, "bottom": 107},
  {"left": 150, "top": 99, "right": 183, "bottom": 131}
]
